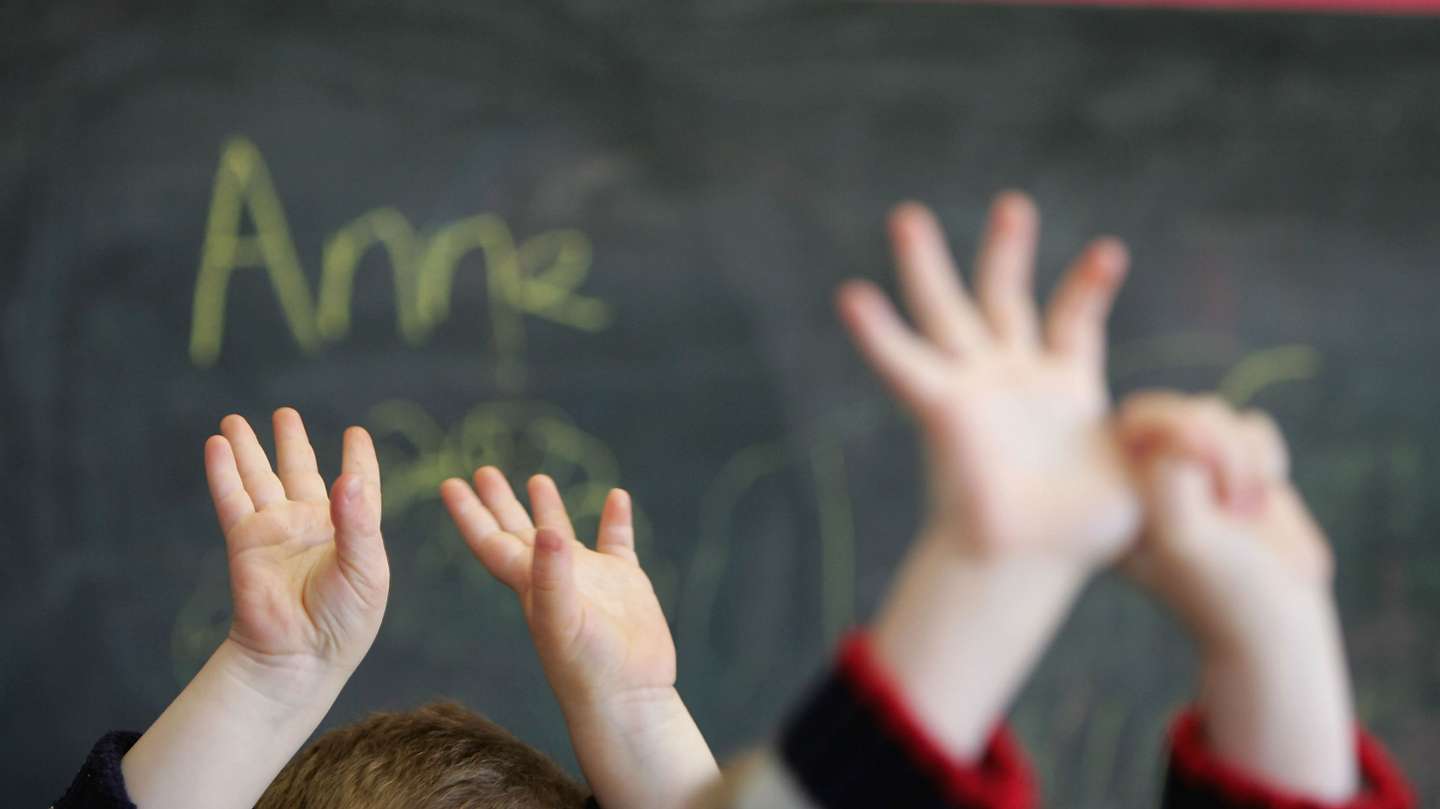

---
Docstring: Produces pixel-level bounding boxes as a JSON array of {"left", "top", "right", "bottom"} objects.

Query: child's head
[{"left": 256, "top": 701, "right": 588, "bottom": 809}]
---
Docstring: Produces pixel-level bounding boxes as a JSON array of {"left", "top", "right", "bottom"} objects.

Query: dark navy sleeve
[
  {"left": 54, "top": 732, "right": 142, "bottom": 809},
  {"left": 779, "top": 633, "right": 1035, "bottom": 809}
]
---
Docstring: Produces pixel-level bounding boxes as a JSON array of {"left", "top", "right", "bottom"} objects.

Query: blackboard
[{"left": 4, "top": 3, "right": 1439, "bottom": 806}]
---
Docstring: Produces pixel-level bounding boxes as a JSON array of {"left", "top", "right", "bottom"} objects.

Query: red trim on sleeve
[
  {"left": 1168, "top": 709, "right": 1414, "bottom": 809},
  {"left": 837, "top": 632, "right": 1035, "bottom": 809}
]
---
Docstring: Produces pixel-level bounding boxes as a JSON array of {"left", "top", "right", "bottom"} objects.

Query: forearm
[
  {"left": 870, "top": 533, "right": 1088, "bottom": 761},
  {"left": 561, "top": 686, "right": 719, "bottom": 809},
  {"left": 120, "top": 639, "right": 351, "bottom": 809},
  {"left": 1196, "top": 592, "right": 1358, "bottom": 802}
]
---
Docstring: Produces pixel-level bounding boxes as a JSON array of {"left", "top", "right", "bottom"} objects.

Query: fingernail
[{"left": 1096, "top": 238, "right": 1129, "bottom": 269}]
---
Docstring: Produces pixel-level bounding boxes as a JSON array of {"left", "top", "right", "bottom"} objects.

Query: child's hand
[
  {"left": 1117, "top": 392, "right": 1334, "bottom": 642},
  {"left": 209, "top": 409, "right": 389, "bottom": 674},
  {"left": 120, "top": 409, "right": 389, "bottom": 809},
  {"left": 442, "top": 469, "right": 716, "bottom": 809},
  {"left": 840, "top": 194, "right": 1140, "bottom": 761},
  {"left": 1117, "top": 392, "right": 1358, "bottom": 800},
  {"left": 441, "top": 469, "right": 670, "bottom": 700},
  {"left": 838, "top": 193, "right": 1137, "bottom": 563}
]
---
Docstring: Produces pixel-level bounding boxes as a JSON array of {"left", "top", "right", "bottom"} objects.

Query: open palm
[
  {"left": 207, "top": 409, "right": 389, "bottom": 670},
  {"left": 441, "top": 469, "right": 673, "bottom": 700},
  {"left": 838, "top": 194, "right": 1139, "bottom": 561}
]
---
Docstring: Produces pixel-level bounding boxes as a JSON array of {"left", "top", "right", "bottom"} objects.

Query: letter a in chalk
[{"left": 189, "top": 137, "right": 318, "bottom": 366}]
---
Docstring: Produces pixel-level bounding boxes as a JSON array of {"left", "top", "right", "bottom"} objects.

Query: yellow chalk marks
[
  {"left": 681, "top": 400, "right": 886, "bottom": 689},
  {"left": 1220, "top": 344, "right": 1322, "bottom": 405},
  {"left": 190, "top": 137, "right": 319, "bottom": 365},
  {"left": 367, "top": 400, "right": 457, "bottom": 515},
  {"left": 812, "top": 442, "right": 855, "bottom": 645},
  {"left": 1111, "top": 333, "right": 1323, "bottom": 408},
  {"left": 318, "top": 207, "right": 424, "bottom": 344},
  {"left": 683, "top": 441, "right": 789, "bottom": 667},
  {"left": 369, "top": 398, "right": 621, "bottom": 518},
  {"left": 189, "top": 137, "right": 613, "bottom": 382},
  {"left": 170, "top": 547, "right": 232, "bottom": 684},
  {"left": 515, "top": 230, "right": 610, "bottom": 328},
  {"left": 1110, "top": 331, "right": 1239, "bottom": 379},
  {"left": 414, "top": 213, "right": 514, "bottom": 335},
  {"left": 364, "top": 395, "right": 675, "bottom": 612},
  {"left": 415, "top": 219, "right": 611, "bottom": 390}
]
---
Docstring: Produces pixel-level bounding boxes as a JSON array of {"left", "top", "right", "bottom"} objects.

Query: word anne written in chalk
[{"left": 189, "top": 137, "right": 611, "bottom": 387}]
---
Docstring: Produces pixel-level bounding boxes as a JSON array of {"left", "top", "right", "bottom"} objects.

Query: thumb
[
  {"left": 529, "top": 528, "right": 582, "bottom": 654},
  {"left": 330, "top": 472, "right": 390, "bottom": 609},
  {"left": 1142, "top": 453, "right": 1214, "bottom": 553}
]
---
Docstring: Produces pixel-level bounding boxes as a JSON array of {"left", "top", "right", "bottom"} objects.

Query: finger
[
  {"left": 974, "top": 191, "right": 1041, "bottom": 346},
  {"left": 1119, "top": 393, "right": 1238, "bottom": 506},
  {"left": 1189, "top": 399, "right": 1251, "bottom": 513},
  {"left": 1117, "top": 391, "right": 1195, "bottom": 455},
  {"left": 888, "top": 202, "right": 989, "bottom": 354},
  {"left": 220, "top": 414, "right": 286, "bottom": 509},
  {"left": 1045, "top": 237, "right": 1130, "bottom": 367},
  {"left": 340, "top": 426, "right": 381, "bottom": 489},
  {"left": 836, "top": 280, "right": 948, "bottom": 411},
  {"left": 529, "top": 528, "right": 582, "bottom": 653},
  {"left": 1241, "top": 409, "right": 1290, "bottom": 483},
  {"left": 1145, "top": 454, "right": 1215, "bottom": 539},
  {"left": 273, "top": 407, "right": 328, "bottom": 502},
  {"left": 596, "top": 488, "right": 638, "bottom": 564},
  {"left": 441, "top": 478, "right": 529, "bottom": 591},
  {"left": 330, "top": 473, "right": 389, "bottom": 609},
  {"left": 439, "top": 476, "right": 500, "bottom": 538},
  {"left": 474, "top": 466, "right": 535, "bottom": 534},
  {"left": 527, "top": 475, "right": 578, "bottom": 545},
  {"left": 1226, "top": 411, "right": 1276, "bottom": 515},
  {"left": 204, "top": 435, "right": 254, "bottom": 535}
]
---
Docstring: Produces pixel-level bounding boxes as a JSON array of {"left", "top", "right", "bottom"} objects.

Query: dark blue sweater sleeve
[
  {"left": 54, "top": 732, "right": 141, "bottom": 809},
  {"left": 779, "top": 634, "right": 1034, "bottom": 809}
]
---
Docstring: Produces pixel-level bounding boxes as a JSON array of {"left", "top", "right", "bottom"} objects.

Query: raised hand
[
  {"left": 839, "top": 193, "right": 1142, "bottom": 761},
  {"left": 441, "top": 469, "right": 716, "bottom": 809},
  {"left": 441, "top": 469, "right": 671, "bottom": 699},
  {"left": 208, "top": 408, "right": 389, "bottom": 672},
  {"left": 838, "top": 193, "right": 1138, "bottom": 561},
  {"left": 1116, "top": 392, "right": 1357, "bottom": 800},
  {"left": 1117, "top": 392, "right": 1334, "bottom": 635},
  {"left": 119, "top": 409, "right": 389, "bottom": 809}
]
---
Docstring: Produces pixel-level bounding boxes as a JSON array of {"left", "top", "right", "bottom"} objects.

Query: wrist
[
  {"left": 212, "top": 638, "right": 355, "bottom": 717},
  {"left": 1196, "top": 584, "right": 1347, "bottom": 685},
  {"left": 1193, "top": 596, "right": 1358, "bottom": 801},
  {"left": 559, "top": 686, "right": 718, "bottom": 809},
  {"left": 921, "top": 512, "right": 1111, "bottom": 577},
  {"left": 119, "top": 640, "right": 354, "bottom": 809},
  {"left": 559, "top": 684, "right": 692, "bottom": 747},
  {"left": 870, "top": 534, "right": 1090, "bottom": 760}
]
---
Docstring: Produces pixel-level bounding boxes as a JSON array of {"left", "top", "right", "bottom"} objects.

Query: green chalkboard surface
[{"left": 4, "top": 3, "right": 1439, "bottom": 806}]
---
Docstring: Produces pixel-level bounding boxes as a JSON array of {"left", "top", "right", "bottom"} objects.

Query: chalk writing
[{"left": 189, "top": 137, "right": 611, "bottom": 390}]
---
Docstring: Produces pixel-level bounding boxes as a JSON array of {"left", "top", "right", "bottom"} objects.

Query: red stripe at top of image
[{"left": 961, "top": 0, "right": 1440, "bottom": 13}]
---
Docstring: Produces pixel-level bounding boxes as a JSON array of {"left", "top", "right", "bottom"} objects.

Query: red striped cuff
[
  {"left": 835, "top": 632, "right": 1035, "bottom": 809},
  {"left": 1166, "top": 709, "right": 1413, "bottom": 809}
]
